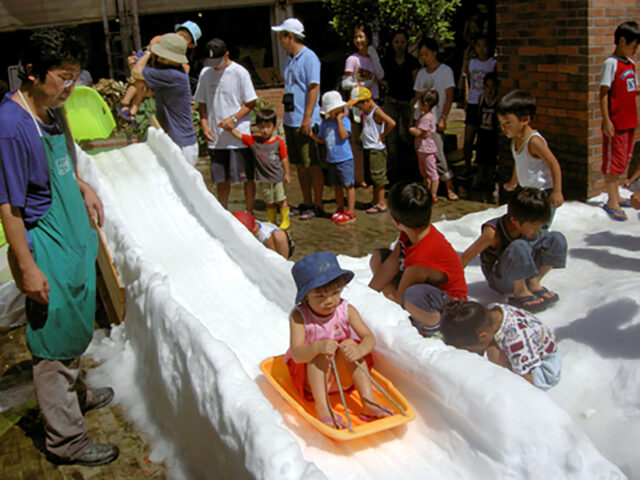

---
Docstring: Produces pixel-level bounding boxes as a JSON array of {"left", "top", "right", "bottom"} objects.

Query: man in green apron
[{"left": 0, "top": 29, "right": 118, "bottom": 466}]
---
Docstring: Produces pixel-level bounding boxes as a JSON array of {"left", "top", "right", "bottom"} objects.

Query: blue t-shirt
[
  {"left": 143, "top": 65, "right": 197, "bottom": 147},
  {"left": 318, "top": 117, "right": 352, "bottom": 164},
  {"left": 283, "top": 46, "right": 321, "bottom": 128},
  {"left": 0, "top": 92, "right": 59, "bottom": 230}
]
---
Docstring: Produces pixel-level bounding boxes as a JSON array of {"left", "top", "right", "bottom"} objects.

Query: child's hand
[
  {"left": 549, "top": 190, "right": 564, "bottom": 208},
  {"left": 284, "top": 173, "right": 291, "bottom": 184},
  {"left": 316, "top": 339, "right": 339, "bottom": 356},
  {"left": 503, "top": 180, "right": 518, "bottom": 191},
  {"left": 602, "top": 118, "right": 615, "bottom": 138},
  {"left": 340, "top": 339, "right": 363, "bottom": 363}
]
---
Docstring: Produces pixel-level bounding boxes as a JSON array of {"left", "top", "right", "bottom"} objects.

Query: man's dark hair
[
  {"left": 497, "top": 90, "right": 537, "bottom": 119},
  {"left": 615, "top": 21, "right": 640, "bottom": 45},
  {"left": 388, "top": 181, "right": 433, "bottom": 228},
  {"left": 18, "top": 28, "right": 87, "bottom": 83},
  {"left": 440, "top": 300, "right": 491, "bottom": 348},
  {"left": 507, "top": 187, "right": 551, "bottom": 223},
  {"left": 255, "top": 108, "right": 277, "bottom": 126},
  {"left": 418, "top": 38, "right": 439, "bottom": 54}
]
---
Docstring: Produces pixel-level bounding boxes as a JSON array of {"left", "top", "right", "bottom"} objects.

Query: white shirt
[
  {"left": 467, "top": 57, "right": 497, "bottom": 104},
  {"left": 413, "top": 64, "right": 455, "bottom": 121},
  {"left": 195, "top": 62, "right": 258, "bottom": 149},
  {"left": 512, "top": 131, "right": 553, "bottom": 190}
]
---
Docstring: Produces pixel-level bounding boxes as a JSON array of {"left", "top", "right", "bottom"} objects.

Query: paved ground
[{"left": 0, "top": 119, "right": 494, "bottom": 478}]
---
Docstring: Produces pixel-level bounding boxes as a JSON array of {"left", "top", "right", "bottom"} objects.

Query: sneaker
[
  {"left": 331, "top": 208, "right": 344, "bottom": 221},
  {"left": 81, "top": 387, "right": 114, "bottom": 413},
  {"left": 48, "top": 442, "right": 119, "bottom": 467},
  {"left": 333, "top": 211, "right": 356, "bottom": 225}
]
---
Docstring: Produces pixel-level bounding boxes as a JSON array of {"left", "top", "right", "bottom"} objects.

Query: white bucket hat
[
  {"left": 320, "top": 91, "right": 346, "bottom": 116},
  {"left": 271, "top": 18, "right": 305, "bottom": 38}
]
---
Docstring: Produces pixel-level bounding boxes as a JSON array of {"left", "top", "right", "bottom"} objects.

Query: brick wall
[
  {"left": 496, "top": 0, "right": 590, "bottom": 200},
  {"left": 496, "top": 1, "right": 640, "bottom": 199},
  {"left": 587, "top": 0, "right": 640, "bottom": 197}
]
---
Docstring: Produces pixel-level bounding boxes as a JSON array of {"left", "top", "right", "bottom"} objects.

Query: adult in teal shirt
[{"left": 0, "top": 29, "right": 118, "bottom": 466}]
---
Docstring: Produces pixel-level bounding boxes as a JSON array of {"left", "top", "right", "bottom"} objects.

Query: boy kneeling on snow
[
  {"left": 460, "top": 188, "right": 567, "bottom": 314},
  {"left": 440, "top": 300, "right": 561, "bottom": 390}
]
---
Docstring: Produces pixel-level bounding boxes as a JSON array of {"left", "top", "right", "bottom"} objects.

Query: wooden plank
[{"left": 94, "top": 223, "right": 125, "bottom": 324}]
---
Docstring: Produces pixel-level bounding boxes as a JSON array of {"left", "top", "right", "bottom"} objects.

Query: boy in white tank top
[
  {"left": 348, "top": 86, "right": 396, "bottom": 213},
  {"left": 497, "top": 90, "right": 564, "bottom": 221}
]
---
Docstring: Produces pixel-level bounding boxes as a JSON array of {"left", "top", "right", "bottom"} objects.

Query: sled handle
[
  {"left": 330, "top": 355, "right": 354, "bottom": 432},
  {"left": 339, "top": 344, "right": 407, "bottom": 417}
]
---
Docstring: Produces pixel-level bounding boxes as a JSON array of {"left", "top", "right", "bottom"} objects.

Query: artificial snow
[{"left": 79, "top": 128, "right": 635, "bottom": 479}]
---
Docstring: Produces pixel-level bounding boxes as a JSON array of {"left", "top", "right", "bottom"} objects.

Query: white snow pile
[{"left": 79, "top": 128, "right": 636, "bottom": 479}]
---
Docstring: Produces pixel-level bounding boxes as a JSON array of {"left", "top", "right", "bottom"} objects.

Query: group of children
[
  {"left": 119, "top": 19, "right": 638, "bottom": 428},
  {"left": 282, "top": 20, "right": 640, "bottom": 428}
]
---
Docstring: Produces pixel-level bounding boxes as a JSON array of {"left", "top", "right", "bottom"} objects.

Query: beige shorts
[{"left": 260, "top": 181, "right": 287, "bottom": 204}]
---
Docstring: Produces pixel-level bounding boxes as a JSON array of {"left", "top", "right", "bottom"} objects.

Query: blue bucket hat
[
  {"left": 175, "top": 20, "right": 202, "bottom": 46},
  {"left": 292, "top": 251, "right": 354, "bottom": 305}
]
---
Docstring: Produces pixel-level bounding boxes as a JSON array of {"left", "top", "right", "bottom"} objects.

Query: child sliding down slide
[{"left": 285, "top": 252, "right": 391, "bottom": 428}]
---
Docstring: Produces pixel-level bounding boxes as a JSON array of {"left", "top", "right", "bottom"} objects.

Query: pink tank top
[{"left": 284, "top": 299, "right": 352, "bottom": 364}]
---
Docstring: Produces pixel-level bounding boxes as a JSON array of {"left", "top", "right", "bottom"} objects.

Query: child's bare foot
[
  {"left": 359, "top": 401, "right": 393, "bottom": 421},
  {"left": 319, "top": 414, "right": 347, "bottom": 429}
]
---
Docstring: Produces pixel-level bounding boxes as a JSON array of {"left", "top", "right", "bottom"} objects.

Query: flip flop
[
  {"left": 319, "top": 415, "right": 347, "bottom": 429},
  {"left": 365, "top": 205, "right": 388, "bottom": 214},
  {"left": 531, "top": 287, "right": 559, "bottom": 305},
  {"left": 359, "top": 406, "right": 393, "bottom": 422},
  {"left": 602, "top": 204, "right": 627, "bottom": 221},
  {"left": 619, "top": 199, "right": 632, "bottom": 208},
  {"left": 508, "top": 295, "right": 547, "bottom": 313},
  {"left": 447, "top": 191, "right": 460, "bottom": 201}
]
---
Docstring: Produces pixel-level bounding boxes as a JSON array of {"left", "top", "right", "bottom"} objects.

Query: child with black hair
[
  {"left": 369, "top": 181, "right": 467, "bottom": 336},
  {"left": 440, "top": 300, "right": 561, "bottom": 390},
  {"left": 348, "top": 86, "right": 396, "bottom": 214},
  {"left": 599, "top": 21, "right": 640, "bottom": 221},
  {"left": 225, "top": 109, "right": 291, "bottom": 229},
  {"left": 286, "top": 251, "right": 390, "bottom": 429},
  {"left": 474, "top": 71, "right": 499, "bottom": 202},
  {"left": 461, "top": 187, "right": 567, "bottom": 313},
  {"left": 498, "top": 90, "right": 564, "bottom": 223},
  {"left": 409, "top": 89, "right": 440, "bottom": 202}
]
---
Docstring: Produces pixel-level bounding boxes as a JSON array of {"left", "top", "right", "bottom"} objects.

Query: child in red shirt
[
  {"left": 600, "top": 21, "right": 640, "bottom": 221},
  {"left": 368, "top": 181, "right": 467, "bottom": 336}
]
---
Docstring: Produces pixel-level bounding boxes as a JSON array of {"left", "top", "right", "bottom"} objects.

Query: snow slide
[{"left": 78, "top": 129, "right": 624, "bottom": 479}]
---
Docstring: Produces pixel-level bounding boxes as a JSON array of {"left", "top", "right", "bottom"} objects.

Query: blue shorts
[
  {"left": 530, "top": 352, "right": 562, "bottom": 390},
  {"left": 326, "top": 159, "right": 354, "bottom": 187}
]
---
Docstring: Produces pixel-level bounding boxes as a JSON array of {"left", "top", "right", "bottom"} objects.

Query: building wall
[
  {"left": 496, "top": 1, "right": 590, "bottom": 200},
  {"left": 496, "top": 0, "right": 639, "bottom": 199}
]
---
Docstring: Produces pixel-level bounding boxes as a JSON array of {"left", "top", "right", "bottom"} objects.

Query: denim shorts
[
  {"left": 530, "top": 352, "right": 562, "bottom": 390},
  {"left": 326, "top": 158, "right": 355, "bottom": 187}
]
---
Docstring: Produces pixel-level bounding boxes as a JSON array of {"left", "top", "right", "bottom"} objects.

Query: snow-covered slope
[{"left": 79, "top": 129, "right": 630, "bottom": 479}]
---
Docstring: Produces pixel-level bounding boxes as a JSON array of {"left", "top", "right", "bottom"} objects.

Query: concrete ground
[{"left": 0, "top": 125, "right": 494, "bottom": 479}]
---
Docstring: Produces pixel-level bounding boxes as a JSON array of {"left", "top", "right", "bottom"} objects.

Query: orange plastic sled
[{"left": 260, "top": 355, "right": 415, "bottom": 441}]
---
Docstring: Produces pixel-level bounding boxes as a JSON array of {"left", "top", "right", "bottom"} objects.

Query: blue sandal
[
  {"left": 602, "top": 204, "right": 627, "bottom": 221},
  {"left": 508, "top": 295, "right": 547, "bottom": 313}
]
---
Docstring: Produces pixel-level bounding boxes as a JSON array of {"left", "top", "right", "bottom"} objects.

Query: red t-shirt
[
  {"left": 601, "top": 55, "right": 638, "bottom": 131},
  {"left": 398, "top": 225, "right": 468, "bottom": 300}
]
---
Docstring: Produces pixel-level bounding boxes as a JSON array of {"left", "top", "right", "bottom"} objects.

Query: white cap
[
  {"left": 271, "top": 18, "right": 305, "bottom": 38},
  {"left": 320, "top": 91, "right": 347, "bottom": 115}
]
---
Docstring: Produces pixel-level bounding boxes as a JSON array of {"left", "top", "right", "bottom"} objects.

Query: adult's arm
[
  {"left": 0, "top": 203, "right": 49, "bottom": 302},
  {"left": 301, "top": 83, "right": 319, "bottom": 135},
  {"left": 77, "top": 179, "right": 104, "bottom": 227}
]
